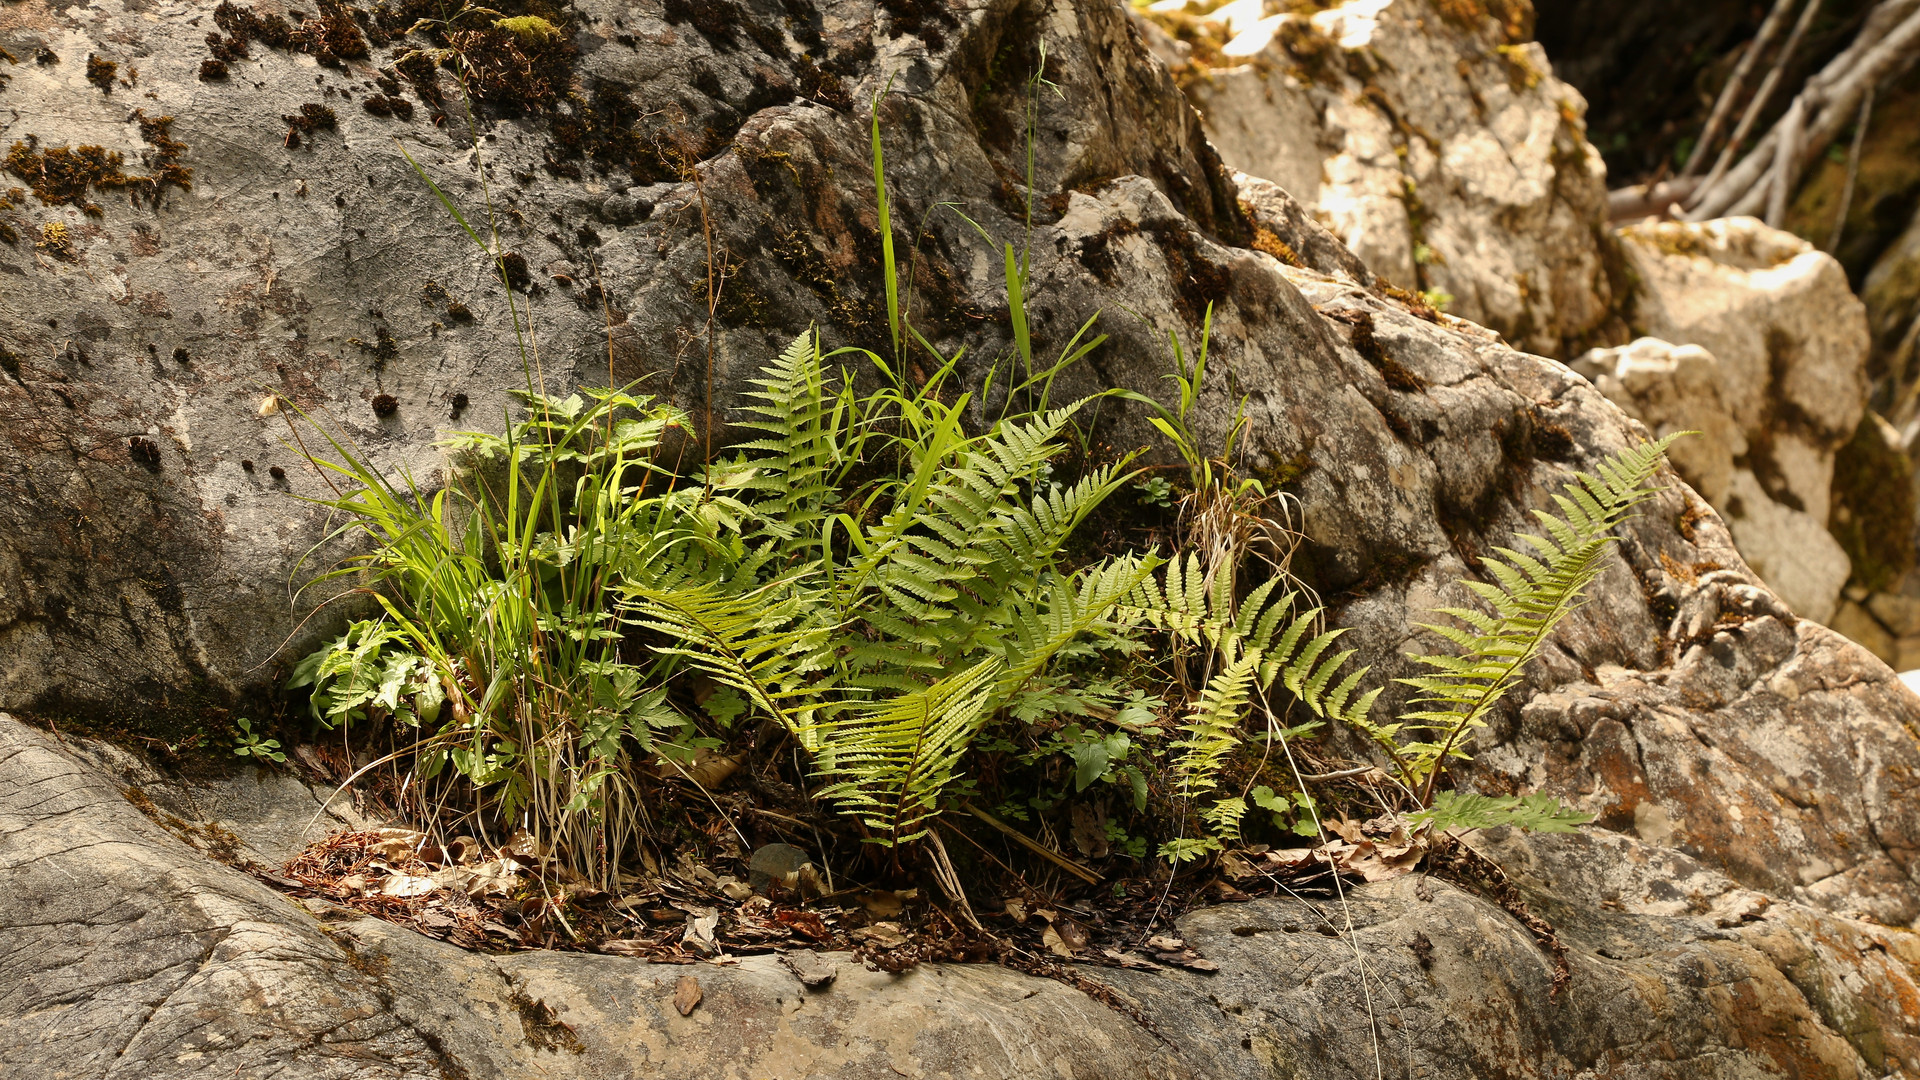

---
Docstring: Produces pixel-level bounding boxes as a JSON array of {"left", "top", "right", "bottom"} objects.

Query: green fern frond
[
  {"left": 1409, "top": 789, "right": 1595, "bottom": 834},
  {"left": 711, "top": 328, "right": 852, "bottom": 555},
  {"left": 618, "top": 575, "right": 837, "bottom": 741},
  {"left": 1170, "top": 652, "right": 1259, "bottom": 796},
  {"left": 1397, "top": 434, "right": 1681, "bottom": 798},
  {"left": 805, "top": 660, "right": 1003, "bottom": 845}
]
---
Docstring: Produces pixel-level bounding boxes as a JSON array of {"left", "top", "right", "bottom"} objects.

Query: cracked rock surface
[
  {"left": 4, "top": 0, "right": 1920, "bottom": 1074},
  {"left": 7, "top": 714, "right": 1920, "bottom": 1078}
]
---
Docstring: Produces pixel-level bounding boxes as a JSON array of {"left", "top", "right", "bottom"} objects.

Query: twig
[
  {"left": 962, "top": 802, "right": 1102, "bottom": 885},
  {"left": 1827, "top": 84, "right": 1874, "bottom": 250},
  {"left": 1698, "top": 0, "right": 1823, "bottom": 198},
  {"left": 937, "top": 819, "right": 1036, "bottom": 894},
  {"left": 1764, "top": 94, "right": 1806, "bottom": 227},
  {"left": 1682, "top": 0, "right": 1801, "bottom": 179},
  {"left": 1298, "top": 765, "right": 1383, "bottom": 782},
  {"left": 925, "top": 827, "right": 981, "bottom": 929},
  {"left": 1690, "top": 0, "right": 1920, "bottom": 220}
]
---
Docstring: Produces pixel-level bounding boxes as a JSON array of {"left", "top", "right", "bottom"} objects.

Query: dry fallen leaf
[
  {"left": 858, "top": 889, "right": 913, "bottom": 919},
  {"left": 851, "top": 921, "right": 910, "bottom": 949},
  {"left": 371, "top": 828, "right": 428, "bottom": 863},
  {"left": 380, "top": 873, "right": 438, "bottom": 899},
  {"left": 1101, "top": 948, "right": 1164, "bottom": 971},
  {"left": 682, "top": 907, "right": 721, "bottom": 957},
  {"left": 654, "top": 748, "right": 744, "bottom": 788},
  {"left": 674, "top": 975, "right": 703, "bottom": 1016},
  {"left": 781, "top": 949, "right": 839, "bottom": 988},
  {"left": 1069, "top": 803, "right": 1110, "bottom": 860},
  {"left": 1042, "top": 916, "right": 1090, "bottom": 959}
]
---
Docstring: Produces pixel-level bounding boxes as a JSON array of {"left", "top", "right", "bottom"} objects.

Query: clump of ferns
[{"left": 1108, "top": 304, "right": 1364, "bottom": 861}]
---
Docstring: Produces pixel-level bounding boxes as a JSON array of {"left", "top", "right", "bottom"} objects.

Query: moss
[
  {"left": 876, "top": 0, "right": 958, "bottom": 51},
  {"left": 1377, "top": 282, "right": 1443, "bottom": 323},
  {"left": 282, "top": 103, "right": 337, "bottom": 149},
  {"left": 371, "top": 393, "right": 399, "bottom": 417},
  {"left": 0, "top": 185, "right": 24, "bottom": 244},
  {"left": 1076, "top": 217, "right": 1141, "bottom": 285},
  {"left": 661, "top": 0, "right": 753, "bottom": 50},
  {"left": 361, "top": 94, "right": 415, "bottom": 120},
  {"left": 546, "top": 79, "right": 689, "bottom": 183},
  {"left": 512, "top": 990, "right": 585, "bottom": 1054},
  {"left": 122, "top": 785, "right": 251, "bottom": 864},
  {"left": 86, "top": 54, "right": 117, "bottom": 93},
  {"left": 498, "top": 251, "right": 531, "bottom": 291},
  {"left": 3, "top": 113, "right": 191, "bottom": 213},
  {"left": 1248, "top": 224, "right": 1303, "bottom": 268},
  {"left": 37, "top": 221, "right": 76, "bottom": 260},
  {"left": 8, "top": 139, "right": 129, "bottom": 214},
  {"left": 1433, "top": 0, "right": 1534, "bottom": 43},
  {"left": 1831, "top": 413, "right": 1916, "bottom": 593},
  {"left": 1323, "top": 308, "right": 1426, "bottom": 391},
  {"left": 129, "top": 435, "right": 163, "bottom": 471},
  {"left": 1142, "top": 220, "right": 1233, "bottom": 327},
  {"left": 442, "top": 24, "right": 573, "bottom": 110}
]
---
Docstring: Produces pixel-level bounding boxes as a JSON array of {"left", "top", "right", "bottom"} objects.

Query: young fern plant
[
  {"left": 1363, "top": 433, "right": 1687, "bottom": 832},
  {"left": 1120, "top": 554, "right": 1378, "bottom": 861}
]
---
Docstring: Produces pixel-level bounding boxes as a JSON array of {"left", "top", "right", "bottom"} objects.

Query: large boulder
[
  {"left": 1575, "top": 219, "right": 1872, "bottom": 625},
  {"left": 0, "top": 0, "right": 1254, "bottom": 723},
  {"left": 1139, "top": 0, "right": 1625, "bottom": 358},
  {"left": 8, "top": 711, "right": 1920, "bottom": 1079}
]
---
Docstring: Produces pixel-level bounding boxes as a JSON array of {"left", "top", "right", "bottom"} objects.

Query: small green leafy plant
[{"left": 232, "top": 718, "right": 286, "bottom": 763}]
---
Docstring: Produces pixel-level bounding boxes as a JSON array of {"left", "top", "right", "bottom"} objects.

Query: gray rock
[
  {"left": 1160, "top": 0, "right": 1624, "bottom": 358},
  {"left": 7, "top": 715, "right": 1920, "bottom": 1078},
  {"left": 5, "top": 0, "right": 1920, "bottom": 1074},
  {"left": 1596, "top": 218, "right": 1872, "bottom": 624},
  {"left": 0, "top": 0, "right": 1245, "bottom": 723}
]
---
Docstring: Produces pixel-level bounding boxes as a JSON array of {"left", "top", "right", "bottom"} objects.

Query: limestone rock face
[
  {"left": 6, "top": 0, "right": 1920, "bottom": 1074},
  {"left": 9, "top": 712, "right": 1920, "bottom": 1079},
  {"left": 1584, "top": 219, "right": 1873, "bottom": 625},
  {"left": 1152, "top": 0, "right": 1623, "bottom": 358},
  {"left": 0, "top": 0, "right": 1251, "bottom": 722}
]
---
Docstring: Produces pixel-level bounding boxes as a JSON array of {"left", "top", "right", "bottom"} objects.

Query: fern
[
  {"left": 806, "top": 660, "right": 1002, "bottom": 844},
  {"left": 1395, "top": 434, "right": 1682, "bottom": 802},
  {"left": 618, "top": 574, "right": 837, "bottom": 742},
  {"left": 1124, "top": 555, "right": 1379, "bottom": 789},
  {"left": 707, "top": 329, "right": 853, "bottom": 557},
  {"left": 1409, "top": 790, "right": 1595, "bottom": 834},
  {"left": 1116, "top": 554, "right": 1378, "bottom": 855},
  {"left": 612, "top": 325, "right": 1148, "bottom": 846}
]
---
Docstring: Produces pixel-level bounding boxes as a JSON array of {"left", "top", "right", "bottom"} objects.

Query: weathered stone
[
  {"left": 0, "top": 0, "right": 1246, "bottom": 723},
  {"left": 1161, "top": 0, "right": 1624, "bottom": 357},
  {"left": 6, "top": 1, "right": 1920, "bottom": 1074},
  {"left": 1831, "top": 598, "right": 1898, "bottom": 666},
  {"left": 1617, "top": 218, "right": 1869, "bottom": 454},
  {"left": 1597, "top": 218, "right": 1874, "bottom": 623},
  {"left": 1571, "top": 336, "right": 1744, "bottom": 505},
  {"left": 9, "top": 713, "right": 1920, "bottom": 1078}
]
